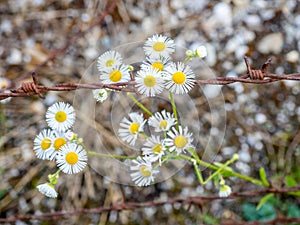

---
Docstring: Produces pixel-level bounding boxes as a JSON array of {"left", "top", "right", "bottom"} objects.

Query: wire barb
[{"left": 244, "top": 56, "right": 271, "bottom": 80}]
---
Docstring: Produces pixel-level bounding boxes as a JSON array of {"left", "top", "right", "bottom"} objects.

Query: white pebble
[
  {"left": 286, "top": 50, "right": 299, "bottom": 63},
  {"left": 257, "top": 33, "right": 283, "bottom": 54}
]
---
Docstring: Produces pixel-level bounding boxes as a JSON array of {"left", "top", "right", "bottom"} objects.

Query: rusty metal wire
[{"left": 1, "top": 57, "right": 300, "bottom": 101}]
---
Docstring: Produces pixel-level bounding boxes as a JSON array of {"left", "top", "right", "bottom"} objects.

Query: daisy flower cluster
[
  {"left": 96, "top": 34, "right": 207, "bottom": 97},
  {"left": 118, "top": 110, "right": 194, "bottom": 186},
  {"left": 33, "top": 102, "right": 88, "bottom": 197}
]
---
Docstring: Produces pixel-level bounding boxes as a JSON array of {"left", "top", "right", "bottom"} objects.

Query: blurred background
[{"left": 1, "top": 0, "right": 300, "bottom": 224}]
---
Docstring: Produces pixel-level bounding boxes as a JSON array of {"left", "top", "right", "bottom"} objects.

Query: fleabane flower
[
  {"left": 46, "top": 102, "right": 76, "bottom": 132},
  {"left": 196, "top": 45, "right": 207, "bottom": 58},
  {"left": 37, "top": 183, "right": 58, "bottom": 198},
  {"left": 144, "top": 34, "right": 175, "bottom": 58},
  {"left": 118, "top": 112, "right": 146, "bottom": 146},
  {"left": 164, "top": 62, "right": 195, "bottom": 94},
  {"left": 33, "top": 129, "right": 54, "bottom": 160},
  {"left": 130, "top": 156, "right": 159, "bottom": 186},
  {"left": 100, "top": 64, "right": 130, "bottom": 84},
  {"left": 219, "top": 184, "right": 232, "bottom": 198},
  {"left": 148, "top": 110, "right": 176, "bottom": 132},
  {"left": 97, "top": 50, "right": 122, "bottom": 72},
  {"left": 140, "top": 56, "right": 171, "bottom": 72},
  {"left": 142, "top": 135, "right": 165, "bottom": 163},
  {"left": 93, "top": 89, "right": 108, "bottom": 102},
  {"left": 48, "top": 131, "right": 68, "bottom": 160},
  {"left": 164, "top": 126, "right": 194, "bottom": 154},
  {"left": 135, "top": 67, "right": 164, "bottom": 97},
  {"left": 56, "top": 142, "right": 88, "bottom": 174}
]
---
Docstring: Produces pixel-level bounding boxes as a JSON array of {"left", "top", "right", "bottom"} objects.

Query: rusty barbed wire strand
[
  {"left": 1, "top": 57, "right": 300, "bottom": 100},
  {"left": 1, "top": 186, "right": 300, "bottom": 223}
]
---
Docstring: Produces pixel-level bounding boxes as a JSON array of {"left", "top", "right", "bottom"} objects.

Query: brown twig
[{"left": 1, "top": 186, "right": 300, "bottom": 223}]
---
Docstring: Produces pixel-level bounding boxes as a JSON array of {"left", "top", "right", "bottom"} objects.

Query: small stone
[
  {"left": 285, "top": 50, "right": 299, "bottom": 63},
  {"left": 257, "top": 33, "right": 283, "bottom": 54},
  {"left": 7, "top": 48, "right": 22, "bottom": 64}
]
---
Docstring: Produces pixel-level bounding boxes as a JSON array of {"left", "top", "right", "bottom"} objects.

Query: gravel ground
[{"left": 1, "top": 0, "right": 300, "bottom": 224}]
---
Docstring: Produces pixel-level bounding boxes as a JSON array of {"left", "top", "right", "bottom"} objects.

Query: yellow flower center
[
  {"left": 172, "top": 71, "right": 186, "bottom": 84},
  {"left": 152, "top": 62, "right": 164, "bottom": 71},
  {"left": 140, "top": 165, "right": 151, "bottom": 177},
  {"left": 144, "top": 75, "right": 156, "bottom": 87},
  {"left": 109, "top": 70, "right": 122, "bottom": 82},
  {"left": 174, "top": 135, "right": 188, "bottom": 148},
  {"left": 129, "top": 123, "right": 140, "bottom": 134},
  {"left": 40, "top": 138, "right": 51, "bottom": 150},
  {"left": 105, "top": 59, "right": 115, "bottom": 67},
  {"left": 152, "top": 144, "right": 162, "bottom": 154},
  {"left": 54, "top": 137, "right": 67, "bottom": 150},
  {"left": 65, "top": 152, "right": 79, "bottom": 165},
  {"left": 159, "top": 120, "right": 168, "bottom": 130},
  {"left": 153, "top": 42, "right": 166, "bottom": 52},
  {"left": 55, "top": 111, "right": 67, "bottom": 123}
]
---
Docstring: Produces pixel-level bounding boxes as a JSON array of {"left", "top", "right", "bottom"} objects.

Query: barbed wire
[
  {"left": 1, "top": 57, "right": 300, "bottom": 101},
  {"left": 0, "top": 186, "right": 299, "bottom": 223}
]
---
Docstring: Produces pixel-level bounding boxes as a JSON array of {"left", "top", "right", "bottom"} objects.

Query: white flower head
[
  {"left": 118, "top": 112, "right": 146, "bottom": 146},
  {"left": 100, "top": 64, "right": 130, "bottom": 84},
  {"left": 143, "top": 34, "right": 175, "bottom": 58},
  {"left": 148, "top": 110, "right": 176, "bottom": 132},
  {"left": 130, "top": 156, "right": 159, "bottom": 186},
  {"left": 46, "top": 102, "right": 76, "bottom": 132},
  {"left": 47, "top": 130, "right": 68, "bottom": 160},
  {"left": 37, "top": 183, "right": 58, "bottom": 198},
  {"left": 135, "top": 67, "right": 164, "bottom": 97},
  {"left": 93, "top": 89, "right": 108, "bottom": 102},
  {"left": 219, "top": 184, "right": 232, "bottom": 198},
  {"left": 196, "top": 45, "right": 207, "bottom": 58},
  {"left": 140, "top": 56, "right": 171, "bottom": 72},
  {"left": 164, "top": 126, "right": 194, "bottom": 154},
  {"left": 97, "top": 50, "right": 123, "bottom": 72},
  {"left": 33, "top": 129, "right": 55, "bottom": 160},
  {"left": 56, "top": 142, "right": 88, "bottom": 174},
  {"left": 142, "top": 135, "right": 165, "bottom": 163},
  {"left": 164, "top": 62, "right": 195, "bottom": 94}
]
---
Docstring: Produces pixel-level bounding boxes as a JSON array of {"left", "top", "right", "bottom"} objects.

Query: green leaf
[
  {"left": 259, "top": 167, "right": 270, "bottom": 187},
  {"left": 285, "top": 175, "right": 297, "bottom": 187},
  {"left": 286, "top": 203, "right": 300, "bottom": 218},
  {"left": 256, "top": 193, "right": 274, "bottom": 211}
]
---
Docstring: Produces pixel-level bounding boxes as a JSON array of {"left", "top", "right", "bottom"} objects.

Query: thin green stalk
[
  {"left": 127, "top": 93, "right": 153, "bottom": 116},
  {"left": 169, "top": 91, "right": 179, "bottom": 130},
  {"left": 88, "top": 151, "right": 136, "bottom": 160}
]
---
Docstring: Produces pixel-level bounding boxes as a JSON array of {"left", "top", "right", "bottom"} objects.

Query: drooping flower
[
  {"left": 143, "top": 34, "right": 175, "bottom": 58},
  {"left": 219, "top": 184, "right": 232, "bottom": 198},
  {"left": 93, "top": 89, "right": 108, "bottom": 102},
  {"left": 46, "top": 102, "right": 76, "bottom": 132},
  {"left": 130, "top": 156, "right": 159, "bottom": 186},
  {"left": 37, "top": 183, "right": 58, "bottom": 198},
  {"left": 118, "top": 112, "right": 146, "bottom": 146},
  {"left": 164, "top": 62, "right": 195, "bottom": 94},
  {"left": 195, "top": 45, "right": 207, "bottom": 58}
]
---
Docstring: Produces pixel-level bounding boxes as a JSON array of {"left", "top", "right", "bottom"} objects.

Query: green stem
[
  {"left": 88, "top": 151, "right": 136, "bottom": 160},
  {"left": 178, "top": 154, "right": 263, "bottom": 185},
  {"left": 169, "top": 91, "right": 179, "bottom": 130},
  {"left": 127, "top": 93, "right": 153, "bottom": 116}
]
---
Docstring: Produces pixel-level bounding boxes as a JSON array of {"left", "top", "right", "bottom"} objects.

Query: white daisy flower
[
  {"left": 219, "top": 184, "right": 232, "bottom": 198},
  {"left": 143, "top": 34, "right": 175, "bottom": 58},
  {"left": 97, "top": 50, "right": 123, "bottom": 72},
  {"left": 164, "top": 62, "right": 195, "bottom": 94},
  {"left": 33, "top": 129, "right": 55, "bottom": 160},
  {"left": 196, "top": 45, "right": 207, "bottom": 58},
  {"left": 100, "top": 64, "right": 130, "bottom": 84},
  {"left": 46, "top": 102, "right": 76, "bottom": 132},
  {"left": 118, "top": 112, "right": 146, "bottom": 146},
  {"left": 37, "top": 183, "right": 58, "bottom": 198},
  {"left": 164, "top": 126, "right": 194, "bottom": 154},
  {"left": 47, "top": 131, "right": 68, "bottom": 160},
  {"left": 56, "top": 142, "right": 88, "bottom": 174},
  {"left": 93, "top": 89, "right": 108, "bottom": 102},
  {"left": 135, "top": 67, "right": 165, "bottom": 97},
  {"left": 130, "top": 156, "right": 159, "bottom": 186},
  {"left": 142, "top": 135, "right": 165, "bottom": 163},
  {"left": 140, "top": 56, "right": 171, "bottom": 72},
  {"left": 148, "top": 110, "right": 176, "bottom": 132}
]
